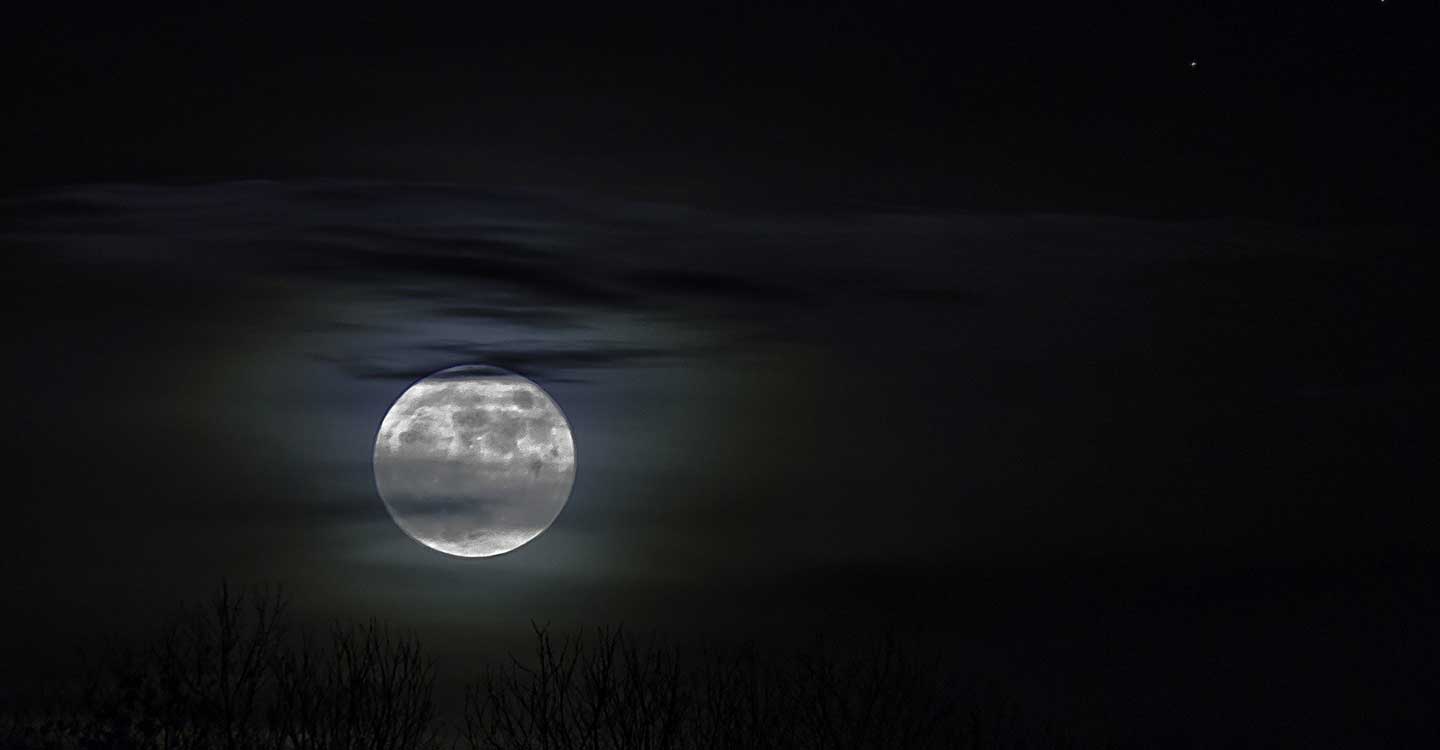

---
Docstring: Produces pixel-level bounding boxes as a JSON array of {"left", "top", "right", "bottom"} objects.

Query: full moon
[{"left": 372, "top": 365, "right": 576, "bottom": 557}]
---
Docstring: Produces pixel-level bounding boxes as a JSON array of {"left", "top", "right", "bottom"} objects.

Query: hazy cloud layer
[
  {"left": 5, "top": 179, "right": 1359, "bottom": 388},
  {"left": 3, "top": 179, "right": 1429, "bottom": 611}
]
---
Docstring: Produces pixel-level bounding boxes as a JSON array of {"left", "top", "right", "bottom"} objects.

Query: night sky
[{"left": 2, "top": 2, "right": 1437, "bottom": 747}]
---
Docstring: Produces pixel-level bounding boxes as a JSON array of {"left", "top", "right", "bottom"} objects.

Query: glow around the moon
[{"left": 373, "top": 365, "right": 576, "bottom": 557}]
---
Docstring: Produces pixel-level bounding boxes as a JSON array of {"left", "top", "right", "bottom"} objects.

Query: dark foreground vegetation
[{"left": 1, "top": 585, "right": 1117, "bottom": 749}]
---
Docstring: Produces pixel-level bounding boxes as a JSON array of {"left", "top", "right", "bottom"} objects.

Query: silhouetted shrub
[
  {"left": 67, "top": 582, "right": 288, "bottom": 750},
  {"left": 0, "top": 584, "right": 438, "bottom": 750},
  {"left": 462, "top": 626, "right": 1096, "bottom": 750},
  {"left": 1, "top": 584, "right": 1113, "bottom": 750},
  {"left": 463, "top": 625, "right": 686, "bottom": 750},
  {"left": 269, "top": 620, "right": 439, "bottom": 750}
]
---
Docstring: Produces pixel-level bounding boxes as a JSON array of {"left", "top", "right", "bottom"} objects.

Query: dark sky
[
  {"left": 2, "top": 2, "right": 1437, "bottom": 747},
  {"left": 4, "top": 1, "right": 1436, "bottom": 216}
]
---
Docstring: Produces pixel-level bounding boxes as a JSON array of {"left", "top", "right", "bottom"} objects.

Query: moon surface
[{"left": 373, "top": 365, "right": 576, "bottom": 557}]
